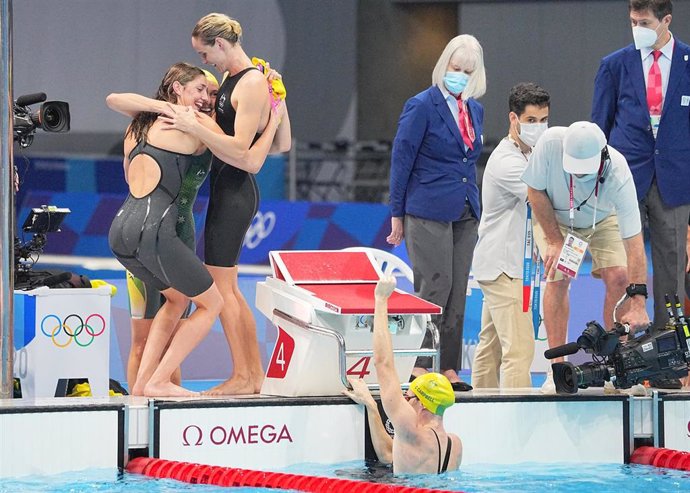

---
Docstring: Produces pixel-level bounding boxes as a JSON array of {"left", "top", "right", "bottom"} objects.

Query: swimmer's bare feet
[
  {"left": 253, "top": 373, "right": 264, "bottom": 393},
  {"left": 143, "top": 381, "right": 199, "bottom": 398},
  {"left": 131, "top": 380, "right": 146, "bottom": 396},
  {"left": 202, "top": 375, "right": 261, "bottom": 396}
]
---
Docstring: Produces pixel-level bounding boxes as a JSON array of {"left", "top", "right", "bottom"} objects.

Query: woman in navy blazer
[{"left": 388, "top": 35, "right": 486, "bottom": 389}]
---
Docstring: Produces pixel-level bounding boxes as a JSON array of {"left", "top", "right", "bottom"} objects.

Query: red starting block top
[
  {"left": 299, "top": 284, "right": 441, "bottom": 315},
  {"left": 271, "top": 250, "right": 381, "bottom": 284}
]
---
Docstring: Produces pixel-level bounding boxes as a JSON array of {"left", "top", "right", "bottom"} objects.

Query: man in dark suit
[{"left": 592, "top": 0, "right": 690, "bottom": 335}]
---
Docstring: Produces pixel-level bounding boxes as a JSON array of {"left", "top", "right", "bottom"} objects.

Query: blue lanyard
[
  {"left": 531, "top": 246, "right": 542, "bottom": 339},
  {"left": 522, "top": 203, "right": 533, "bottom": 312},
  {"left": 524, "top": 203, "right": 542, "bottom": 338}
]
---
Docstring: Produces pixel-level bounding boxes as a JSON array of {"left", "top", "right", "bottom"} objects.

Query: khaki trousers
[{"left": 471, "top": 274, "right": 535, "bottom": 388}]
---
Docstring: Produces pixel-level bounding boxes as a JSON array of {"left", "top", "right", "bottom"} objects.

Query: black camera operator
[{"left": 547, "top": 293, "right": 690, "bottom": 394}]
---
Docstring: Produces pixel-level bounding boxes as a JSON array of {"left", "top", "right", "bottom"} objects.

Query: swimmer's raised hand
[{"left": 375, "top": 276, "right": 396, "bottom": 300}]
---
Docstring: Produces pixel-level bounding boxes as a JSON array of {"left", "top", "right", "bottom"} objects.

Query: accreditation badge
[
  {"left": 555, "top": 232, "right": 588, "bottom": 279},
  {"left": 650, "top": 114, "right": 661, "bottom": 139}
]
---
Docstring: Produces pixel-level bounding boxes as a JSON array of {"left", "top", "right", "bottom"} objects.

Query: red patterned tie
[
  {"left": 647, "top": 50, "right": 663, "bottom": 115},
  {"left": 456, "top": 97, "right": 475, "bottom": 150}
]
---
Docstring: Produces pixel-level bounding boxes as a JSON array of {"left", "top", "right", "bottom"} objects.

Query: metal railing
[
  {"left": 273, "top": 308, "right": 440, "bottom": 391},
  {"left": 287, "top": 140, "right": 392, "bottom": 203}
]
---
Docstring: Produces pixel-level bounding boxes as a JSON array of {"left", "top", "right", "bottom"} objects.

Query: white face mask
[
  {"left": 632, "top": 25, "right": 660, "bottom": 50},
  {"left": 518, "top": 122, "right": 548, "bottom": 147}
]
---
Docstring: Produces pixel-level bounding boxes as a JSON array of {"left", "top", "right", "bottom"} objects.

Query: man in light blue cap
[{"left": 522, "top": 121, "right": 650, "bottom": 393}]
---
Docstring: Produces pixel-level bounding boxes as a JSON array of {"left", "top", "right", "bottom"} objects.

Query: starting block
[
  {"left": 13, "top": 286, "right": 112, "bottom": 398},
  {"left": 256, "top": 250, "right": 441, "bottom": 397}
]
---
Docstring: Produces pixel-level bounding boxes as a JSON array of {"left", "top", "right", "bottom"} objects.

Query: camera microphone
[
  {"left": 544, "top": 342, "right": 580, "bottom": 360},
  {"left": 16, "top": 92, "right": 47, "bottom": 106}
]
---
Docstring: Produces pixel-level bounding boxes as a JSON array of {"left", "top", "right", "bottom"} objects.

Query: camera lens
[
  {"left": 43, "top": 108, "right": 59, "bottom": 127},
  {"left": 38, "top": 101, "right": 70, "bottom": 133},
  {"left": 553, "top": 361, "right": 610, "bottom": 394},
  {"left": 552, "top": 362, "right": 578, "bottom": 394}
]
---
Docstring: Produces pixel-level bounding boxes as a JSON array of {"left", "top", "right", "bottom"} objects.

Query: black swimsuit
[
  {"left": 430, "top": 429, "right": 452, "bottom": 474},
  {"left": 204, "top": 67, "right": 261, "bottom": 267},
  {"left": 109, "top": 140, "right": 213, "bottom": 298}
]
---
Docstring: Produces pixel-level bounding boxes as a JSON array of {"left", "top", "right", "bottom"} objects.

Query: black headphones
[
  {"left": 599, "top": 147, "right": 611, "bottom": 184},
  {"left": 571, "top": 147, "right": 610, "bottom": 212}
]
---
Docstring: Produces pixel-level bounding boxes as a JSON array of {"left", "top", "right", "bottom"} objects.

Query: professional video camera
[
  {"left": 548, "top": 295, "right": 690, "bottom": 394},
  {"left": 15, "top": 205, "right": 71, "bottom": 290},
  {"left": 13, "top": 92, "right": 70, "bottom": 148}
]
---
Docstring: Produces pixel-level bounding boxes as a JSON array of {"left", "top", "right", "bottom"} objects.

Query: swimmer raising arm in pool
[{"left": 345, "top": 276, "right": 462, "bottom": 474}]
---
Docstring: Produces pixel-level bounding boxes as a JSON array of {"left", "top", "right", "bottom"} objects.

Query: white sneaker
[{"left": 540, "top": 371, "right": 556, "bottom": 395}]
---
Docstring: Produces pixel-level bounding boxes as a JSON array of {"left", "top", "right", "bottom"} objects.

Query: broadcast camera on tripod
[
  {"left": 547, "top": 294, "right": 690, "bottom": 394},
  {"left": 14, "top": 205, "right": 71, "bottom": 290}
]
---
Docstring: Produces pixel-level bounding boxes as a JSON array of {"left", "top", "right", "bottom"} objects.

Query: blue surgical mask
[{"left": 443, "top": 71, "right": 469, "bottom": 96}]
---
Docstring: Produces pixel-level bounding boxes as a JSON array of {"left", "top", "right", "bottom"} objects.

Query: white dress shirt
[{"left": 472, "top": 138, "right": 531, "bottom": 281}]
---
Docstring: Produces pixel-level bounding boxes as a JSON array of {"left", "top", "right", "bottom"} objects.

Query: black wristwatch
[{"left": 626, "top": 283, "right": 648, "bottom": 299}]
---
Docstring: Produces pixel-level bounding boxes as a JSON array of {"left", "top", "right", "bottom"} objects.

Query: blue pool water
[{"left": 3, "top": 462, "right": 690, "bottom": 492}]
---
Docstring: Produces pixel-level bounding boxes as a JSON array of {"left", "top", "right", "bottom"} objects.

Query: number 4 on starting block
[
  {"left": 346, "top": 357, "right": 372, "bottom": 379},
  {"left": 266, "top": 327, "right": 295, "bottom": 379}
]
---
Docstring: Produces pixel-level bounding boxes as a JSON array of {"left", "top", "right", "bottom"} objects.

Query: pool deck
[{"left": 3, "top": 386, "right": 690, "bottom": 479}]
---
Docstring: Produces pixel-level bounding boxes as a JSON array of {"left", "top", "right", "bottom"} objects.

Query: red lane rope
[
  {"left": 126, "top": 457, "right": 462, "bottom": 492},
  {"left": 631, "top": 446, "right": 690, "bottom": 470}
]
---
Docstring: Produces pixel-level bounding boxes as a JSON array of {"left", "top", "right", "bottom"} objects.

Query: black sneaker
[
  {"left": 649, "top": 377, "right": 682, "bottom": 389},
  {"left": 451, "top": 382, "right": 473, "bottom": 392}
]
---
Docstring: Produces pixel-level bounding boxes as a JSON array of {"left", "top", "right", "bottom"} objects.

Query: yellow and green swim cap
[
  {"left": 202, "top": 69, "right": 219, "bottom": 87},
  {"left": 409, "top": 373, "right": 455, "bottom": 416}
]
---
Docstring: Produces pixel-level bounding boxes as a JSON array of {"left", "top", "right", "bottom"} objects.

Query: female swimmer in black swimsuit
[
  {"left": 107, "top": 61, "right": 285, "bottom": 397},
  {"left": 166, "top": 12, "right": 291, "bottom": 395},
  {"left": 121, "top": 70, "right": 219, "bottom": 393}
]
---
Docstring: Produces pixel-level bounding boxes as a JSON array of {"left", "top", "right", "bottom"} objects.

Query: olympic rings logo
[
  {"left": 40, "top": 313, "right": 106, "bottom": 348},
  {"left": 243, "top": 211, "right": 276, "bottom": 249}
]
